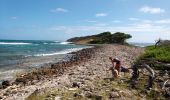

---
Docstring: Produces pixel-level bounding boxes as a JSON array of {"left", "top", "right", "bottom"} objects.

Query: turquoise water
[{"left": 0, "top": 40, "right": 88, "bottom": 81}]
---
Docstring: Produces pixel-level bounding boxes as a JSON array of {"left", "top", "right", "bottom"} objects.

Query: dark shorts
[{"left": 121, "top": 66, "right": 129, "bottom": 72}]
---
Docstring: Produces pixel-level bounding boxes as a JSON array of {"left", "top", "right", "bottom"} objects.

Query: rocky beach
[{"left": 0, "top": 44, "right": 146, "bottom": 100}]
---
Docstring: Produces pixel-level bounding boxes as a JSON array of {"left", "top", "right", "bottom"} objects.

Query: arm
[{"left": 109, "top": 57, "right": 115, "bottom": 66}]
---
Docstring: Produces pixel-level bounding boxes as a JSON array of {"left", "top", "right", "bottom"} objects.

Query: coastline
[
  {"left": 0, "top": 44, "right": 144, "bottom": 100},
  {"left": 0, "top": 42, "right": 91, "bottom": 83}
]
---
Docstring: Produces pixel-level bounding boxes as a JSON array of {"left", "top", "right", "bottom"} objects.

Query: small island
[{"left": 67, "top": 31, "right": 132, "bottom": 45}]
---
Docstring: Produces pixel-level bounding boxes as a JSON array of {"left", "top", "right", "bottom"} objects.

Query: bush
[
  {"left": 111, "top": 32, "right": 132, "bottom": 44},
  {"left": 143, "top": 45, "right": 170, "bottom": 63}
]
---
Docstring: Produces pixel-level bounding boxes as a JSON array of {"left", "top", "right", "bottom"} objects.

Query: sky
[{"left": 0, "top": 0, "right": 170, "bottom": 43}]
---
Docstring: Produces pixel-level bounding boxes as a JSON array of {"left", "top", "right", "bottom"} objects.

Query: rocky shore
[{"left": 0, "top": 44, "right": 144, "bottom": 100}]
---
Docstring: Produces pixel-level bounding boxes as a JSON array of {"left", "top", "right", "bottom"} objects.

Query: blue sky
[{"left": 0, "top": 0, "right": 170, "bottom": 43}]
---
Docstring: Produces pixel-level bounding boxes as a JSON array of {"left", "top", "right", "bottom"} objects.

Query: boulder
[{"left": 2, "top": 80, "right": 11, "bottom": 88}]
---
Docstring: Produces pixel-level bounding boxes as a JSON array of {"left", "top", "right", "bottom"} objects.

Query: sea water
[{"left": 0, "top": 40, "right": 89, "bottom": 82}]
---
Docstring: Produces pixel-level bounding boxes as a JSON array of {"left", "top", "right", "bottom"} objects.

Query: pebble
[
  {"left": 55, "top": 96, "right": 61, "bottom": 100},
  {"left": 109, "top": 91, "right": 120, "bottom": 98}
]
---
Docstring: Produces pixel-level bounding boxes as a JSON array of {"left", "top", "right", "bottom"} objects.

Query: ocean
[
  {"left": 129, "top": 42, "right": 154, "bottom": 47},
  {"left": 0, "top": 40, "right": 89, "bottom": 82}
]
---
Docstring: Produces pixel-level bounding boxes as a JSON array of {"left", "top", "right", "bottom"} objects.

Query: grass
[{"left": 26, "top": 76, "right": 141, "bottom": 100}]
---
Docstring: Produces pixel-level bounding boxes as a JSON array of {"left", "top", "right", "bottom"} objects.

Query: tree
[
  {"left": 89, "top": 32, "right": 112, "bottom": 44},
  {"left": 111, "top": 32, "right": 132, "bottom": 44}
]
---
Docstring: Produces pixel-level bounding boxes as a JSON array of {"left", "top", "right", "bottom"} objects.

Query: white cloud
[
  {"left": 139, "top": 19, "right": 170, "bottom": 24},
  {"left": 10, "top": 16, "right": 17, "bottom": 20},
  {"left": 139, "top": 6, "right": 165, "bottom": 14},
  {"left": 112, "top": 20, "right": 121, "bottom": 23},
  {"left": 129, "top": 18, "right": 139, "bottom": 21},
  {"left": 50, "top": 23, "right": 165, "bottom": 34},
  {"left": 96, "top": 13, "right": 108, "bottom": 17},
  {"left": 50, "top": 8, "right": 68, "bottom": 13},
  {"left": 49, "top": 21, "right": 170, "bottom": 43},
  {"left": 155, "top": 19, "right": 170, "bottom": 24},
  {"left": 142, "top": 20, "right": 153, "bottom": 23}
]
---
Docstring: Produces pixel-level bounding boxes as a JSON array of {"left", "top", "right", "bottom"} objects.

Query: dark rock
[
  {"left": 72, "top": 82, "right": 80, "bottom": 88},
  {"left": 73, "top": 93, "right": 82, "bottom": 97},
  {"left": 165, "top": 88, "right": 170, "bottom": 98},
  {"left": 165, "top": 81, "right": 170, "bottom": 87},
  {"left": 3, "top": 92, "right": 9, "bottom": 96},
  {"left": 69, "top": 72, "right": 75, "bottom": 75},
  {"left": 156, "top": 78, "right": 164, "bottom": 82},
  {"left": 165, "top": 84, "right": 170, "bottom": 87},
  {"left": 15, "top": 77, "right": 27, "bottom": 84},
  {"left": 0, "top": 84, "right": 3, "bottom": 89},
  {"left": 2, "top": 80, "right": 11, "bottom": 88}
]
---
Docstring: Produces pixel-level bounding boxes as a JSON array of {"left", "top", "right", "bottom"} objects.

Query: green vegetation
[
  {"left": 139, "top": 41, "right": 170, "bottom": 70},
  {"left": 143, "top": 45, "right": 170, "bottom": 63},
  {"left": 67, "top": 32, "right": 132, "bottom": 44}
]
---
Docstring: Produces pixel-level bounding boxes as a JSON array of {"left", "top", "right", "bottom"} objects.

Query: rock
[
  {"left": 165, "top": 88, "right": 170, "bottom": 97},
  {"left": 73, "top": 93, "right": 83, "bottom": 97},
  {"left": 3, "top": 92, "right": 10, "bottom": 96},
  {"left": 84, "top": 77, "right": 93, "bottom": 81},
  {"left": 72, "top": 82, "right": 80, "bottom": 88},
  {"left": 111, "top": 88, "right": 120, "bottom": 92},
  {"left": 119, "top": 90, "right": 132, "bottom": 97},
  {"left": 55, "top": 96, "right": 61, "bottom": 100},
  {"left": 68, "top": 72, "right": 75, "bottom": 75},
  {"left": 165, "top": 81, "right": 170, "bottom": 87},
  {"left": 68, "top": 88, "right": 77, "bottom": 91},
  {"left": 109, "top": 91, "right": 120, "bottom": 98},
  {"left": 85, "top": 91, "right": 92, "bottom": 97},
  {"left": 156, "top": 78, "right": 164, "bottom": 83},
  {"left": 0, "top": 85, "right": 3, "bottom": 89},
  {"left": 2, "top": 80, "right": 11, "bottom": 88},
  {"left": 11, "top": 89, "right": 18, "bottom": 94},
  {"left": 15, "top": 77, "right": 27, "bottom": 84}
]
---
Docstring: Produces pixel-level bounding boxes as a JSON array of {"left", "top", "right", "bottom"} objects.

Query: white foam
[
  {"left": 0, "top": 69, "right": 24, "bottom": 81},
  {"left": 0, "top": 69, "right": 23, "bottom": 75},
  {"left": 60, "top": 42, "right": 73, "bottom": 44},
  {"left": 0, "top": 42, "right": 31, "bottom": 45},
  {"left": 34, "top": 47, "right": 86, "bottom": 57}
]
